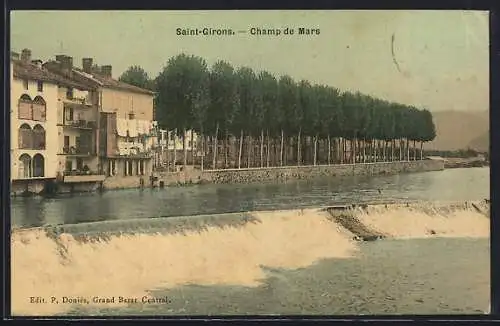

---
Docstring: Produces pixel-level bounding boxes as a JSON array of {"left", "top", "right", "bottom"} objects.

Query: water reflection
[{"left": 11, "top": 167, "right": 489, "bottom": 228}]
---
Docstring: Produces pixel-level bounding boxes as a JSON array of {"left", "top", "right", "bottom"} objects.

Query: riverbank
[
  {"left": 443, "top": 157, "right": 489, "bottom": 169},
  {"left": 99, "top": 160, "right": 445, "bottom": 191},
  {"left": 9, "top": 160, "right": 445, "bottom": 197}
]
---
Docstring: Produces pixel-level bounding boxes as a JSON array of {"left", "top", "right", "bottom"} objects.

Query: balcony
[
  {"left": 61, "top": 170, "right": 106, "bottom": 183},
  {"left": 111, "top": 149, "right": 154, "bottom": 159},
  {"left": 63, "top": 94, "right": 92, "bottom": 106},
  {"left": 60, "top": 146, "right": 96, "bottom": 156},
  {"left": 58, "top": 119, "right": 97, "bottom": 130}
]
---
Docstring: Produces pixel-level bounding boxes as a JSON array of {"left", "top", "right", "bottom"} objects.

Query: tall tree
[
  {"left": 119, "top": 65, "right": 155, "bottom": 90},
  {"left": 155, "top": 54, "right": 209, "bottom": 171},
  {"left": 207, "top": 61, "right": 239, "bottom": 169}
]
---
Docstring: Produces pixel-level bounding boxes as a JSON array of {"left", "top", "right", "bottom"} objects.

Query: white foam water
[
  {"left": 11, "top": 209, "right": 357, "bottom": 316},
  {"left": 11, "top": 201, "right": 489, "bottom": 316},
  {"left": 354, "top": 201, "right": 489, "bottom": 239}
]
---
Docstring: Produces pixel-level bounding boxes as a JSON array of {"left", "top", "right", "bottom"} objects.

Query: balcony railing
[
  {"left": 61, "top": 146, "right": 95, "bottom": 156},
  {"left": 60, "top": 120, "right": 97, "bottom": 129},
  {"left": 63, "top": 170, "right": 102, "bottom": 176},
  {"left": 113, "top": 150, "right": 154, "bottom": 158},
  {"left": 64, "top": 95, "right": 91, "bottom": 106}
]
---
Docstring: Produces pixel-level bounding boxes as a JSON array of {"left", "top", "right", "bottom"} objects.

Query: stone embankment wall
[
  {"left": 12, "top": 160, "right": 444, "bottom": 195},
  {"left": 201, "top": 160, "right": 444, "bottom": 185}
]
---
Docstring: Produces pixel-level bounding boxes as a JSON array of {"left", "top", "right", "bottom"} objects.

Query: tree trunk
[
  {"left": 212, "top": 122, "right": 219, "bottom": 170},
  {"left": 399, "top": 139, "right": 403, "bottom": 161},
  {"left": 200, "top": 131, "right": 204, "bottom": 172},
  {"left": 266, "top": 130, "right": 270, "bottom": 168},
  {"left": 190, "top": 130, "right": 194, "bottom": 166},
  {"left": 339, "top": 138, "right": 343, "bottom": 164},
  {"left": 382, "top": 140, "right": 386, "bottom": 162},
  {"left": 238, "top": 129, "right": 243, "bottom": 169},
  {"left": 350, "top": 139, "right": 354, "bottom": 163},
  {"left": 420, "top": 142, "right": 424, "bottom": 160},
  {"left": 297, "top": 129, "right": 302, "bottom": 166},
  {"left": 284, "top": 137, "right": 289, "bottom": 165},
  {"left": 406, "top": 139, "right": 410, "bottom": 161},
  {"left": 173, "top": 129, "right": 177, "bottom": 172},
  {"left": 413, "top": 140, "right": 417, "bottom": 161},
  {"left": 362, "top": 139, "right": 366, "bottom": 163},
  {"left": 391, "top": 139, "right": 395, "bottom": 162},
  {"left": 182, "top": 129, "right": 188, "bottom": 172},
  {"left": 313, "top": 133, "right": 318, "bottom": 166},
  {"left": 224, "top": 129, "right": 229, "bottom": 168},
  {"left": 260, "top": 129, "right": 264, "bottom": 168},
  {"left": 165, "top": 129, "right": 170, "bottom": 172},
  {"left": 327, "top": 135, "right": 331, "bottom": 165},
  {"left": 247, "top": 135, "right": 252, "bottom": 168},
  {"left": 280, "top": 129, "right": 284, "bottom": 166}
]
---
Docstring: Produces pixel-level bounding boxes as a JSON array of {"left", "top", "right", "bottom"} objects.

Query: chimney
[
  {"left": 101, "top": 65, "right": 112, "bottom": 78},
  {"left": 55, "top": 54, "right": 65, "bottom": 63},
  {"left": 31, "top": 59, "right": 43, "bottom": 69},
  {"left": 21, "top": 49, "right": 32, "bottom": 62},
  {"left": 56, "top": 55, "right": 73, "bottom": 74},
  {"left": 82, "top": 58, "right": 93, "bottom": 73},
  {"left": 11, "top": 51, "right": 20, "bottom": 60}
]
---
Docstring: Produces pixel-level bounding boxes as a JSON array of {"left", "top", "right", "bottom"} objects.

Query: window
[
  {"left": 66, "top": 88, "right": 74, "bottom": 99},
  {"left": 18, "top": 95, "right": 33, "bottom": 120},
  {"left": 139, "top": 160, "right": 145, "bottom": 175},
  {"left": 18, "top": 124, "right": 33, "bottom": 149},
  {"left": 64, "top": 136, "right": 70, "bottom": 153},
  {"left": 75, "top": 136, "right": 81, "bottom": 150},
  {"left": 65, "top": 107, "right": 74, "bottom": 123},
  {"left": 19, "top": 154, "right": 32, "bottom": 178},
  {"left": 32, "top": 154, "right": 45, "bottom": 177},
  {"left": 23, "top": 80, "right": 28, "bottom": 90},
  {"left": 32, "top": 96, "right": 46, "bottom": 122},
  {"left": 108, "top": 160, "right": 116, "bottom": 176},
  {"left": 32, "top": 124, "right": 46, "bottom": 150},
  {"left": 37, "top": 81, "right": 43, "bottom": 92},
  {"left": 65, "top": 160, "right": 73, "bottom": 172},
  {"left": 76, "top": 158, "right": 83, "bottom": 170}
]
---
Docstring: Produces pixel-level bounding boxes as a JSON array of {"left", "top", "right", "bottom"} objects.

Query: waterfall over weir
[{"left": 11, "top": 199, "right": 489, "bottom": 316}]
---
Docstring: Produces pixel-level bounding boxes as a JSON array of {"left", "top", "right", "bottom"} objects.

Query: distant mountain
[
  {"left": 424, "top": 110, "right": 489, "bottom": 151},
  {"left": 467, "top": 131, "right": 489, "bottom": 152}
]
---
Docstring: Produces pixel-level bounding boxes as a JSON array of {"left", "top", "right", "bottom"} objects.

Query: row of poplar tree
[{"left": 119, "top": 54, "right": 437, "bottom": 171}]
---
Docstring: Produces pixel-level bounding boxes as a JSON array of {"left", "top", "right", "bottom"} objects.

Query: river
[
  {"left": 10, "top": 167, "right": 490, "bottom": 316},
  {"left": 11, "top": 167, "right": 490, "bottom": 228}
]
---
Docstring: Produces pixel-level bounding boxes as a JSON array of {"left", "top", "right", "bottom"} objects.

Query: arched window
[
  {"left": 18, "top": 154, "right": 32, "bottom": 179},
  {"left": 32, "top": 96, "right": 47, "bottom": 122},
  {"left": 32, "top": 124, "right": 46, "bottom": 150},
  {"left": 18, "top": 94, "right": 33, "bottom": 120},
  {"left": 18, "top": 124, "right": 33, "bottom": 149},
  {"left": 32, "top": 154, "right": 45, "bottom": 177}
]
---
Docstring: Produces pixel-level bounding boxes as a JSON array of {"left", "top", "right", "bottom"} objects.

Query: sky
[{"left": 10, "top": 10, "right": 489, "bottom": 112}]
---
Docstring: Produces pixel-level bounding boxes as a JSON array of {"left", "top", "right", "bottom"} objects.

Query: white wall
[{"left": 11, "top": 68, "right": 59, "bottom": 180}]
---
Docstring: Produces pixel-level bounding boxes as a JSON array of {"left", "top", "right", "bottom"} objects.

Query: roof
[
  {"left": 12, "top": 59, "right": 92, "bottom": 91},
  {"left": 73, "top": 68, "right": 155, "bottom": 96}
]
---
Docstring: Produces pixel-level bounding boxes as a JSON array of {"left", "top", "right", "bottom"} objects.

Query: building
[
  {"left": 44, "top": 55, "right": 156, "bottom": 188},
  {"left": 55, "top": 73, "right": 104, "bottom": 184},
  {"left": 10, "top": 49, "right": 103, "bottom": 194}
]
